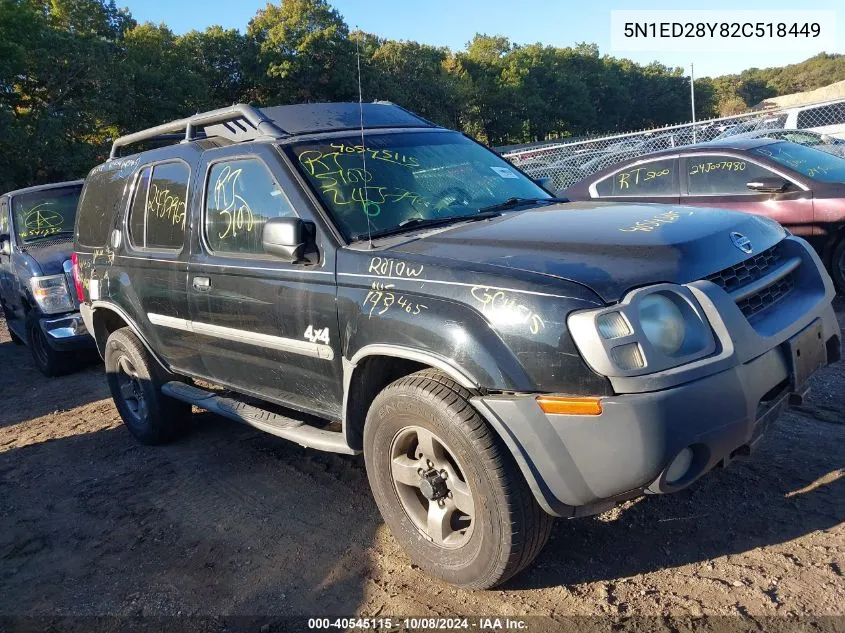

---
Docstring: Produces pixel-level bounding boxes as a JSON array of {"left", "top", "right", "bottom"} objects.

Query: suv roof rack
[{"left": 109, "top": 103, "right": 286, "bottom": 159}]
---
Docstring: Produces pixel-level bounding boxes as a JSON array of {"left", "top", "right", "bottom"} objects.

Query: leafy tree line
[
  {"left": 701, "top": 53, "right": 845, "bottom": 116},
  {"left": 1, "top": 0, "right": 842, "bottom": 191}
]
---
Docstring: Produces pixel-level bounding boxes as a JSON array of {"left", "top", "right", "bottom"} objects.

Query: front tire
[
  {"left": 105, "top": 327, "right": 190, "bottom": 445},
  {"left": 364, "top": 369, "right": 554, "bottom": 589},
  {"left": 26, "top": 314, "right": 71, "bottom": 377}
]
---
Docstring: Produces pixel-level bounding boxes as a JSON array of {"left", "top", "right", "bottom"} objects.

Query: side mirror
[
  {"left": 0, "top": 239, "right": 10, "bottom": 257},
  {"left": 533, "top": 176, "right": 554, "bottom": 192},
  {"left": 261, "top": 217, "right": 314, "bottom": 262},
  {"left": 746, "top": 177, "right": 791, "bottom": 193}
]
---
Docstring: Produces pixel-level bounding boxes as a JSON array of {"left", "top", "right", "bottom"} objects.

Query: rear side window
[
  {"left": 796, "top": 102, "right": 845, "bottom": 128},
  {"left": 204, "top": 157, "right": 296, "bottom": 255},
  {"left": 127, "top": 161, "right": 189, "bottom": 251},
  {"left": 685, "top": 155, "right": 778, "bottom": 195},
  {"left": 595, "top": 158, "right": 679, "bottom": 197},
  {"left": 128, "top": 167, "right": 150, "bottom": 244},
  {"left": 76, "top": 158, "right": 140, "bottom": 248}
]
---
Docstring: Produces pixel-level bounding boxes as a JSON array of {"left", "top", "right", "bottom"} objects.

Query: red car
[{"left": 562, "top": 138, "right": 845, "bottom": 292}]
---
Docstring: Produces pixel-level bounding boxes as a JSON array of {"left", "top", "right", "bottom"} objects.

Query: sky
[{"left": 120, "top": 0, "right": 845, "bottom": 78}]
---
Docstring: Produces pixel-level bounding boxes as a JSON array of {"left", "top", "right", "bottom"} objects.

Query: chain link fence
[{"left": 501, "top": 97, "right": 845, "bottom": 193}]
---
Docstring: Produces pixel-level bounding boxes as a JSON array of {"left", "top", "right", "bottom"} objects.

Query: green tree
[
  {"left": 181, "top": 26, "right": 258, "bottom": 108},
  {"left": 118, "top": 23, "right": 206, "bottom": 129},
  {"left": 0, "top": 0, "right": 124, "bottom": 186},
  {"left": 247, "top": 0, "right": 356, "bottom": 104},
  {"left": 363, "top": 38, "right": 459, "bottom": 128},
  {"left": 502, "top": 44, "right": 594, "bottom": 141},
  {"left": 453, "top": 34, "right": 517, "bottom": 145},
  {"left": 1, "top": 0, "right": 841, "bottom": 190}
]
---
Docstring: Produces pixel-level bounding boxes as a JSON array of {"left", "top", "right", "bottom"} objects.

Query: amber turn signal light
[{"left": 536, "top": 396, "right": 603, "bottom": 416}]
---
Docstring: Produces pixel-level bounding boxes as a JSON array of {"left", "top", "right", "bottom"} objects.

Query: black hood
[
  {"left": 390, "top": 202, "right": 787, "bottom": 302},
  {"left": 20, "top": 238, "right": 74, "bottom": 276}
]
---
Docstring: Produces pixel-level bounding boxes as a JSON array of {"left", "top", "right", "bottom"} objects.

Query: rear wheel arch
[
  {"left": 92, "top": 306, "right": 127, "bottom": 355},
  {"left": 90, "top": 303, "right": 170, "bottom": 372}
]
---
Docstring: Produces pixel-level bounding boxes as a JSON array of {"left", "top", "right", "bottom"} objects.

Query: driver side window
[
  {"left": 685, "top": 155, "right": 780, "bottom": 196},
  {"left": 205, "top": 158, "right": 297, "bottom": 255}
]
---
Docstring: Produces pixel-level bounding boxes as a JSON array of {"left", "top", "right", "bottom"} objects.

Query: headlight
[
  {"left": 638, "top": 293, "right": 685, "bottom": 355},
  {"left": 29, "top": 275, "right": 74, "bottom": 314},
  {"left": 567, "top": 284, "right": 716, "bottom": 377}
]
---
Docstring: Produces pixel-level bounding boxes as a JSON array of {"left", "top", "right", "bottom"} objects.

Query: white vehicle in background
[{"left": 782, "top": 98, "right": 845, "bottom": 139}]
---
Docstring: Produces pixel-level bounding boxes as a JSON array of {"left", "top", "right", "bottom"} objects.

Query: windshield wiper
[
  {"left": 478, "top": 197, "right": 568, "bottom": 214},
  {"left": 354, "top": 212, "right": 501, "bottom": 242}
]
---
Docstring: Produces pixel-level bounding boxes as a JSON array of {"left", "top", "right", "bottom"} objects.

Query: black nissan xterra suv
[
  {"left": 73, "top": 103, "right": 841, "bottom": 589},
  {"left": 1, "top": 180, "right": 95, "bottom": 375}
]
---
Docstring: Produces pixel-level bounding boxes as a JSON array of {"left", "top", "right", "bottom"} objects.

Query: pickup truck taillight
[{"left": 70, "top": 252, "right": 85, "bottom": 302}]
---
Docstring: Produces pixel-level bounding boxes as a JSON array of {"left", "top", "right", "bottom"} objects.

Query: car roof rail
[{"left": 109, "top": 103, "right": 286, "bottom": 159}]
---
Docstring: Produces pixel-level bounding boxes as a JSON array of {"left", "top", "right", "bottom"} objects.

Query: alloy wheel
[
  {"left": 116, "top": 355, "right": 148, "bottom": 423},
  {"left": 389, "top": 425, "right": 475, "bottom": 549}
]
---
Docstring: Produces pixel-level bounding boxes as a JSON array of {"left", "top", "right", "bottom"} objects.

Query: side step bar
[{"left": 161, "top": 382, "right": 356, "bottom": 455}]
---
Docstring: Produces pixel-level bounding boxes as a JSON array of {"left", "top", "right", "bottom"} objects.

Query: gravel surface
[{"left": 0, "top": 304, "right": 842, "bottom": 626}]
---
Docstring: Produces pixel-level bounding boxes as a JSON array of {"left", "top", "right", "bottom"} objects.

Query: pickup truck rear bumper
[{"left": 472, "top": 301, "right": 841, "bottom": 518}]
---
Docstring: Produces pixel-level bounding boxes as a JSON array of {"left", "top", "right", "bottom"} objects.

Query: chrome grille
[{"left": 705, "top": 243, "right": 796, "bottom": 320}]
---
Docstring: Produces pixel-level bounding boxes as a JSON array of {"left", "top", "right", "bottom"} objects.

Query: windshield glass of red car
[
  {"left": 287, "top": 131, "right": 550, "bottom": 241},
  {"left": 751, "top": 141, "right": 845, "bottom": 183}
]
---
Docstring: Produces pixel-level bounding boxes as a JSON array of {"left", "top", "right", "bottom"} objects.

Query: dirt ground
[{"left": 0, "top": 303, "right": 843, "bottom": 629}]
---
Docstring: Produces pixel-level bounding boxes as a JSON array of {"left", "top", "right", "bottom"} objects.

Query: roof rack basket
[{"left": 109, "top": 103, "right": 286, "bottom": 159}]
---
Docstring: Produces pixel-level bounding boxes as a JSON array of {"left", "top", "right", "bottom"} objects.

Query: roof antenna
[{"left": 355, "top": 27, "right": 374, "bottom": 249}]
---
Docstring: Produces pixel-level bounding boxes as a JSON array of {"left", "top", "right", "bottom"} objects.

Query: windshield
[
  {"left": 12, "top": 185, "right": 82, "bottom": 243},
  {"left": 751, "top": 141, "right": 845, "bottom": 183},
  {"left": 771, "top": 131, "right": 824, "bottom": 146},
  {"left": 288, "top": 131, "right": 550, "bottom": 240},
  {"left": 714, "top": 116, "right": 786, "bottom": 141}
]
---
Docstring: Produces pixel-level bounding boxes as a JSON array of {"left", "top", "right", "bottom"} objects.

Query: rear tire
[
  {"left": 105, "top": 327, "right": 190, "bottom": 445},
  {"left": 26, "top": 314, "right": 72, "bottom": 377},
  {"left": 364, "top": 369, "right": 554, "bottom": 589},
  {"left": 831, "top": 237, "right": 845, "bottom": 295}
]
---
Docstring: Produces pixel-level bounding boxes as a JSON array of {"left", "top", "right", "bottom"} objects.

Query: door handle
[{"left": 192, "top": 276, "right": 211, "bottom": 291}]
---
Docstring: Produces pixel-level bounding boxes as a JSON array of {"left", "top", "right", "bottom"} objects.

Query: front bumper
[
  {"left": 473, "top": 297, "right": 840, "bottom": 518},
  {"left": 39, "top": 312, "right": 95, "bottom": 351}
]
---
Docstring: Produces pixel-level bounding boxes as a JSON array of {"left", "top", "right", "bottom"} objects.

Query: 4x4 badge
[{"left": 730, "top": 232, "right": 753, "bottom": 254}]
